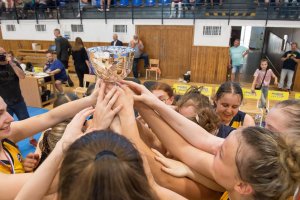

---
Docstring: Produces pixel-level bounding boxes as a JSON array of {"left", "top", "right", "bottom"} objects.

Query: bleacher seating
[{"left": 1, "top": 1, "right": 299, "bottom": 21}]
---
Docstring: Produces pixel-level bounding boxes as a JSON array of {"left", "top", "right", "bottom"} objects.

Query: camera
[{"left": 0, "top": 53, "right": 6, "bottom": 62}]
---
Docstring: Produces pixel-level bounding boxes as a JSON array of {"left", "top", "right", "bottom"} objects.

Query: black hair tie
[{"left": 95, "top": 150, "right": 117, "bottom": 160}]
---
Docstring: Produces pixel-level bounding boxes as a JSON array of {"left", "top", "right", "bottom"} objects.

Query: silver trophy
[{"left": 87, "top": 46, "right": 135, "bottom": 82}]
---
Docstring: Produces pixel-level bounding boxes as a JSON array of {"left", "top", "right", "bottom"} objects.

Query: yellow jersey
[
  {"left": 0, "top": 139, "right": 25, "bottom": 174},
  {"left": 220, "top": 191, "right": 229, "bottom": 200}
]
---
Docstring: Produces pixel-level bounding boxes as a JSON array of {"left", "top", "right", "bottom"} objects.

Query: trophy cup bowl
[{"left": 87, "top": 46, "right": 135, "bottom": 82}]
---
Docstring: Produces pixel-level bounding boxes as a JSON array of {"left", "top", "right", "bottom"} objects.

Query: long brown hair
[
  {"left": 72, "top": 37, "right": 84, "bottom": 51},
  {"left": 58, "top": 130, "right": 159, "bottom": 200}
]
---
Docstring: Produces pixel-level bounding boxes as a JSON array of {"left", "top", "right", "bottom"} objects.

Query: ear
[
  {"left": 234, "top": 181, "right": 253, "bottom": 196},
  {"left": 170, "top": 96, "right": 175, "bottom": 104}
]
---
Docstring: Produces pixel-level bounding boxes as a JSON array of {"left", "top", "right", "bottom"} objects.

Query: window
[{"left": 203, "top": 26, "right": 221, "bottom": 36}]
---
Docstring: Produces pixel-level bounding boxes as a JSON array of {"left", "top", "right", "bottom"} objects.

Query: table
[{"left": 20, "top": 73, "right": 57, "bottom": 108}]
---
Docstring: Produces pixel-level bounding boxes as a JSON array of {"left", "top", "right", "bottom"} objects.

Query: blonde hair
[
  {"left": 39, "top": 120, "right": 71, "bottom": 155},
  {"left": 236, "top": 127, "right": 300, "bottom": 200},
  {"left": 273, "top": 100, "right": 300, "bottom": 138}
]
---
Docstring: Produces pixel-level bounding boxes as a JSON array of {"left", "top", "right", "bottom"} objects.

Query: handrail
[
  {"left": 265, "top": 55, "right": 280, "bottom": 75},
  {"left": 1, "top": 2, "right": 300, "bottom": 22}
]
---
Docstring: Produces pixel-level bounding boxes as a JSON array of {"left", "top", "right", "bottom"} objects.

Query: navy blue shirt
[
  {"left": 282, "top": 50, "right": 300, "bottom": 71},
  {"left": 44, "top": 59, "right": 68, "bottom": 81},
  {"left": 216, "top": 124, "right": 235, "bottom": 138}
]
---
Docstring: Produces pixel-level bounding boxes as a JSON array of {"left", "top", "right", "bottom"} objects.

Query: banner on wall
[
  {"left": 242, "top": 88, "right": 261, "bottom": 100},
  {"left": 268, "top": 90, "right": 289, "bottom": 101},
  {"left": 295, "top": 93, "right": 300, "bottom": 100}
]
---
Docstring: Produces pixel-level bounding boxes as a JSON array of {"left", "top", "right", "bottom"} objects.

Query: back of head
[
  {"left": 236, "top": 127, "right": 300, "bottom": 200},
  {"left": 214, "top": 81, "right": 243, "bottom": 103},
  {"left": 177, "top": 86, "right": 210, "bottom": 111},
  {"left": 196, "top": 107, "right": 221, "bottom": 133},
  {"left": 150, "top": 82, "right": 174, "bottom": 98},
  {"left": 273, "top": 100, "right": 300, "bottom": 138},
  {"left": 38, "top": 120, "right": 70, "bottom": 166},
  {"left": 58, "top": 130, "right": 158, "bottom": 200},
  {"left": 53, "top": 92, "right": 79, "bottom": 108}
]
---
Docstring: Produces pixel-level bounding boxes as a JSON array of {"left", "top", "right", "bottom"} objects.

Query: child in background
[{"left": 251, "top": 58, "right": 278, "bottom": 109}]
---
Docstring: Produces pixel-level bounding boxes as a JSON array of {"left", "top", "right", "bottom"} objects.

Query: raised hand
[
  {"left": 23, "top": 153, "right": 40, "bottom": 172},
  {"left": 120, "top": 80, "right": 158, "bottom": 107},
  {"left": 91, "top": 82, "right": 122, "bottom": 130},
  {"left": 60, "top": 107, "right": 95, "bottom": 149},
  {"left": 152, "top": 148, "right": 191, "bottom": 178},
  {"left": 87, "top": 79, "right": 101, "bottom": 106}
]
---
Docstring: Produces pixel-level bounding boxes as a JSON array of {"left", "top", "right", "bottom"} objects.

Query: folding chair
[{"left": 146, "top": 59, "right": 161, "bottom": 80}]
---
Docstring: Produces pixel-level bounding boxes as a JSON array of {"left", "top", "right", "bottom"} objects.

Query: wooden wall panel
[
  {"left": 191, "top": 46, "right": 229, "bottom": 84},
  {"left": 293, "top": 66, "right": 300, "bottom": 91},
  {"left": 0, "top": 40, "right": 114, "bottom": 51},
  {"left": 137, "top": 25, "right": 193, "bottom": 79},
  {"left": 137, "top": 25, "right": 161, "bottom": 61},
  {"left": 0, "top": 36, "right": 228, "bottom": 84}
]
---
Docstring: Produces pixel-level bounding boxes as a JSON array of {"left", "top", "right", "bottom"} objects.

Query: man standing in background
[
  {"left": 229, "top": 38, "right": 249, "bottom": 82},
  {"left": 278, "top": 42, "right": 300, "bottom": 92},
  {"left": 53, "top": 28, "right": 74, "bottom": 87},
  {"left": 129, "top": 34, "right": 149, "bottom": 78},
  {"left": 111, "top": 34, "right": 123, "bottom": 46}
]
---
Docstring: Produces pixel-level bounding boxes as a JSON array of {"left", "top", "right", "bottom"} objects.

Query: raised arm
[
  {"left": 8, "top": 60, "right": 25, "bottom": 79},
  {"left": 242, "top": 114, "right": 255, "bottom": 127},
  {"left": 116, "top": 85, "right": 221, "bottom": 200},
  {"left": 152, "top": 149, "right": 225, "bottom": 192},
  {"left": 15, "top": 107, "right": 95, "bottom": 200},
  {"left": 9, "top": 80, "right": 100, "bottom": 143},
  {"left": 0, "top": 173, "right": 31, "bottom": 200},
  {"left": 122, "top": 80, "right": 224, "bottom": 155},
  {"left": 136, "top": 102, "right": 216, "bottom": 180},
  {"left": 251, "top": 75, "right": 258, "bottom": 92}
]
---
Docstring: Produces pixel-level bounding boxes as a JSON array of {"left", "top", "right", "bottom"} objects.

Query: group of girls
[{"left": 0, "top": 63, "right": 299, "bottom": 200}]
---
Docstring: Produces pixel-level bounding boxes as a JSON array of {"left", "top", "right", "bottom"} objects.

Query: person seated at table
[{"left": 44, "top": 52, "right": 68, "bottom": 95}]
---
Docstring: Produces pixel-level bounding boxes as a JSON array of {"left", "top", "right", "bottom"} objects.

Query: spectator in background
[
  {"left": 170, "top": 0, "right": 183, "bottom": 18},
  {"left": 229, "top": 38, "right": 249, "bottom": 82},
  {"left": 111, "top": 34, "right": 123, "bottom": 46},
  {"left": 129, "top": 35, "right": 149, "bottom": 78},
  {"left": 71, "top": 37, "right": 91, "bottom": 87},
  {"left": 25, "top": 62, "right": 34, "bottom": 72},
  {"left": 6, "top": 51, "right": 26, "bottom": 71},
  {"left": 98, "top": 0, "right": 111, "bottom": 11},
  {"left": 278, "top": 42, "right": 300, "bottom": 92},
  {"left": 44, "top": 52, "right": 68, "bottom": 94},
  {"left": 53, "top": 28, "right": 74, "bottom": 87},
  {"left": 262, "top": 0, "right": 281, "bottom": 8},
  {"left": 2, "top": 0, "right": 14, "bottom": 12},
  {"left": 77, "top": 0, "right": 89, "bottom": 17},
  {"left": 0, "top": 47, "right": 38, "bottom": 147},
  {"left": 207, "top": 0, "right": 222, "bottom": 7}
]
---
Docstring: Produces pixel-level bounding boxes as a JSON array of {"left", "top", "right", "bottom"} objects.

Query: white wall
[
  {"left": 2, "top": 18, "right": 300, "bottom": 47},
  {"left": 1, "top": 19, "right": 195, "bottom": 43},
  {"left": 1, "top": 19, "right": 136, "bottom": 42},
  {"left": 193, "top": 19, "right": 231, "bottom": 47}
]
